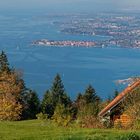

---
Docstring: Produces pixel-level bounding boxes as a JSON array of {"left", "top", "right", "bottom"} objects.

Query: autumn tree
[
  {"left": 0, "top": 51, "right": 25, "bottom": 121},
  {"left": 123, "top": 87, "right": 140, "bottom": 121},
  {"left": 0, "top": 71, "right": 24, "bottom": 120}
]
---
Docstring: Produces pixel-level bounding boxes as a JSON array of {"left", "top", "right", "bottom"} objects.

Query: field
[{"left": 0, "top": 120, "right": 140, "bottom": 140}]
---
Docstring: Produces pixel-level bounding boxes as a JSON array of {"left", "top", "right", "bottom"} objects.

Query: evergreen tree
[
  {"left": 75, "top": 93, "right": 85, "bottom": 112},
  {"left": 113, "top": 89, "right": 119, "bottom": 99},
  {"left": 76, "top": 93, "right": 83, "bottom": 102},
  {"left": 0, "top": 51, "right": 10, "bottom": 73},
  {"left": 22, "top": 90, "right": 40, "bottom": 119},
  {"left": 41, "top": 74, "right": 71, "bottom": 118},
  {"left": 76, "top": 85, "right": 101, "bottom": 119},
  {"left": 51, "top": 74, "right": 71, "bottom": 106},
  {"left": 84, "top": 85, "right": 100, "bottom": 104},
  {"left": 41, "top": 90, "right": 54, "bottom": 118},
  {"left": 51, "top": 74, "right": 64, "bottom": 105}
]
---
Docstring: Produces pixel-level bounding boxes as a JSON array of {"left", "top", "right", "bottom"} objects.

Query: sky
[{"left": 0, "top": 0, "right": 140, "bottom": 13}]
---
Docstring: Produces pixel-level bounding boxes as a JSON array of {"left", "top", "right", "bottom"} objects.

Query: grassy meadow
[{"left": 0, "top": 120, "right": 139, "bottom": 140}]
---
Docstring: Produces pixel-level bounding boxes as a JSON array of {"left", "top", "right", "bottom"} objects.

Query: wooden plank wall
[{"left": 114, "top": 114, "right": 132, "bottom": 127}]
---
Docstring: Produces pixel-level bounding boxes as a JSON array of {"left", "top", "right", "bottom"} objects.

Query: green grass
[{"left": 0, "top": 120, "right": 140, "bottom": 140}]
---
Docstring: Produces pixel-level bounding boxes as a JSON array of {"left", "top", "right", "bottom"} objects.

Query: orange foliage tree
[{"left": 0, "top": 51, "right": 24, "bottom": 121}]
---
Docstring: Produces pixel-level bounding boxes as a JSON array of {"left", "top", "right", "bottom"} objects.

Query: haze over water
[
  {"left": 0, "top": 0, "right": 140, "bottom": 99},
  {"left": 1, "top": 0, "right": 140, "bottom": 13}
]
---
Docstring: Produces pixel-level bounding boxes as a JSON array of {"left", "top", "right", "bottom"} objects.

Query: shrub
[
  {"left": 86, "top": 134, "right": 105, "bottom": 140},
  {"left": 117, "top": 133, "right": 140, "bottom": 140},
  {"left": 114, "top": 120, "right": 123, "bottom": 129},
  {"left": 52, "top": 104, "right": 72, "bottom": 127},
  {"left": 102, "top": 117, "right": 113, "bottom": 128},
  {"left": 77, "top": 115, "right": 103, "bottom": 128},
  {"left": 36, "top": 113, "right": 48, "bottom": 120},
  {"left": 133, "top": 119, "right": 140, "bottom": 130}
]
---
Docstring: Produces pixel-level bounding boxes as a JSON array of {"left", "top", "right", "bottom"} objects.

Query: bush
[
  {"left": 102, "top": 118, "right": 113, "bottom": 128},
  {"left": 132, "top": 119, "right": 140, "bottom": 130},
  {"left": 77, "top": 115, "right": 103, "bottom": 128},
  {"left": 117, "top": 133, "right": 140, "bottom": 140},
  {"left": 114, "top": 120, "right": 123, "bottom": 129},
  {"left": 52, "top": 104, "right": 72, "bottom": 127},
  {"left": 86, "top": 134, "right": 105, "bottom": 140},
  {"left": 36, "top": 113, "right": 48, "bottom": 120}
]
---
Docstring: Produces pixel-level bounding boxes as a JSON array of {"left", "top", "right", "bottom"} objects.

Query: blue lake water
[{"left": 0, "top": 12, "right": 140, "bottom": 99}]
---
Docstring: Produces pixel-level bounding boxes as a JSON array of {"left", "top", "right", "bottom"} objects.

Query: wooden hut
[{"left": 99, "top": 80, "right": 140, "bottom": 126}]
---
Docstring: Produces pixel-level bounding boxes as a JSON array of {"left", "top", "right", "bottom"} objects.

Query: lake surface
[{"left": 0, "top": 12, "right": 140, "bottom": 99}]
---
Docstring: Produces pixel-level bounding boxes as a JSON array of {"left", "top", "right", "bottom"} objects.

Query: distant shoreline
[{"left": 32, "top": 39, "right": 97, "bottom": 48}]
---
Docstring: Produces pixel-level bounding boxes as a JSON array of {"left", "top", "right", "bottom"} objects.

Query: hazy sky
[{"left": 0, "top": 0, "right": 140, "bottom": 12}]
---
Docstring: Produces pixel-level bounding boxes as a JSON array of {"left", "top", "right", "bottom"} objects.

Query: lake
[{"left": 0, "top": 12, "right": 140, "bottom": 99}]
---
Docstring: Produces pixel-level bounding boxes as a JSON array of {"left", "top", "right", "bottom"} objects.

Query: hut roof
[{"left": 99, "top": 80, "right": 140, "bottom": 117}]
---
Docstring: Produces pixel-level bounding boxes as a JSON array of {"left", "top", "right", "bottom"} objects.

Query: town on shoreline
[
  {"left": 53, "top": 13, "right": 140, "bottom": 48},
  {"left": 32, "top": 39, "right": 96, "bottom": 47}
]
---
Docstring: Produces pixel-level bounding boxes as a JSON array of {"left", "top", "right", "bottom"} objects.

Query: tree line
[
  {"left": 0, "top": 51, "right": 140, "bottom": 129},
  {"left": 0, "top": 51, "right": 101, "bottom": 123}
]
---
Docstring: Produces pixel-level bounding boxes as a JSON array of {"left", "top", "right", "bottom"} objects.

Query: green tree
[
  {"left": 76, "top": 85, "right": 101, "bottom": 123},
  {"left": 41, "top": 90, "right": 54, "bottom": 118},
  {"left": 0, "top": 51, "right": 10, "bottom": 73},
  {"left": 51, "top": 74, "right": 71, "bottom": 106},
  {"left": 113, "top": 89, "right": 119, "bottom": 99},
  {"left": 75, "top": 93, "right": 86, "bottom": 116},
  {"left": 21, "top": 89, "right": 40, "bottom": 119},
  {"left": 84, "top": 85, "right": 101, "bottom": 116},
  {"left": 84, "top": 85, "right": 100, "bottom": 104},
  {"left": 41, "top": 74, "right": 71, "bottom": 118},
  {"left": 76, "top": 93, "right": 83, "bottom": 103}
]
